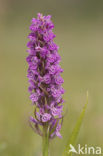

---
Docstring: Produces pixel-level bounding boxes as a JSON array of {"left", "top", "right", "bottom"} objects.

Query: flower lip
[{"left": 42, "top": 113, "right": 51, "bottom": 122}]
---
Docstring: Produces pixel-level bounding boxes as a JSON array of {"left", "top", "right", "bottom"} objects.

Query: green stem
[{"left": 42, "top": 125, "right": 49, "bottom": 156}]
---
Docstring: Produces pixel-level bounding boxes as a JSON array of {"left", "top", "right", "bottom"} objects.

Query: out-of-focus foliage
[{"left": 0, "top": 0, "right": 103, "bottom": 156}]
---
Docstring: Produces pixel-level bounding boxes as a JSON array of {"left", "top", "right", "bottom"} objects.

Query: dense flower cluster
[{"left": 26, "top": 13, "right": 64, "bottom": 138}]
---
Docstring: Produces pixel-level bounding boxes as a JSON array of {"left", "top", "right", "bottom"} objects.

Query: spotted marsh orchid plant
[
  {"left": 26, "top": 13, "right": 88, "bottom": 156},
  {"left": 26, "top": 13, "right": 64, "bottom": 156}
]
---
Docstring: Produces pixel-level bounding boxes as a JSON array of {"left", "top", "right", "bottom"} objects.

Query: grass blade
[{"left": 63, "top": 92, "right": 88, "bottom": 156}]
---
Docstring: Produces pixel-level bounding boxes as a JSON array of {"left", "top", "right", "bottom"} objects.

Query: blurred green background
[{"left": 0, "top": 0, "right": 103, "bottom": 155}]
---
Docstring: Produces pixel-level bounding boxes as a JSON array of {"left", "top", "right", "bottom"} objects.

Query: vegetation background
[{"left": 0, "top": 0, "right": 103, "bottom": 155}]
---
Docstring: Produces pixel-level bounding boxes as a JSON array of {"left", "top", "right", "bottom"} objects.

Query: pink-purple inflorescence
[{"left": 26, "top": 13, "right": 64, "bottom": 138}]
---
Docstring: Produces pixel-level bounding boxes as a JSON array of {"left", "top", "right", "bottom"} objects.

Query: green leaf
[{"left": 63, "top": 91, "right": 88, "bottom": 156}]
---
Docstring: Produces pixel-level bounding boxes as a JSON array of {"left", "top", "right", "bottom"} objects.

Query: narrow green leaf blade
[{"left": 63, "top": 92, "right": 88, "bottom": 156}]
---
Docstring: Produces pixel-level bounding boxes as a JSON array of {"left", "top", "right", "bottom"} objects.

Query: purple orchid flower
[{"left": 26, "top": 13, "right": 64, "bottom": 139}]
